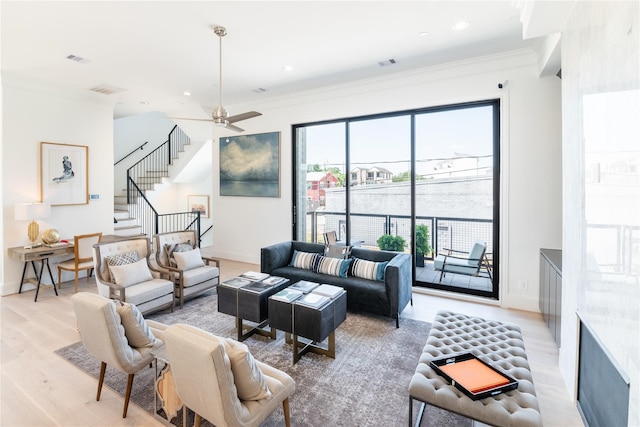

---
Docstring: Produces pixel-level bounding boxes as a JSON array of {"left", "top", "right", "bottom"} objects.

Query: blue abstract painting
[{"left": 219, "top": 131, "right": 280, "bottom": 197}]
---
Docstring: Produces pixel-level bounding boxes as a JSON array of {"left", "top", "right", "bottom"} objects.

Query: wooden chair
[{"left": 57, "top": 232, "right": 102, "bottom": 292}]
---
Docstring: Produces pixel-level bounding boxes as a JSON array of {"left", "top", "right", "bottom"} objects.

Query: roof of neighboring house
[{"left": 306, "top": 171, "right": 336, "bottom": 182}]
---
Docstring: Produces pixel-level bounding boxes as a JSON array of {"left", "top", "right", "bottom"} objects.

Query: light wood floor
[{"left": 0, "top": 258, "right": 584, "bottom": 427}]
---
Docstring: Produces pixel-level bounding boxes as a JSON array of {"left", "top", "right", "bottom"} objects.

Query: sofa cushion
[
  {"left": 223, "top": 338, "right": 272, "bottom": 401},
  {"left": 105, "top": 250, "right": 138, "bottom": 283},
  {"left": 289, "top": 250, "right": 320, "bottom": 271},
  {"left": 315, "top": 255, "right": 351, "bottom": 278},
  {"left": 109, "top": 258, "right": 153, "bottom": 287},
  {"left": 349, "top": 257, "right": 388, "bottom": 282},
  {"left": 324, "top": 244, "right": 351, "bottom": 259},
  {"left": 173, "top": 248, "right": 205, "bottom": 270},
  {"left": 114, "top": 301, "right": 156, "bottom": 348},
  {"left": 165, "top": 241, "right": 193, "bottom": 267}
]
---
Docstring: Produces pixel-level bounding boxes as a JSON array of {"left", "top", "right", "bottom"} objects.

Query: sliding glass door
[{"left": 293, "top": 100, "right": 499, "bottom": 299}]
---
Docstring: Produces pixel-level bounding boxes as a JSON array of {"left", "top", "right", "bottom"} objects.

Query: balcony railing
[{"left": 306, "top": 210, "right": 493, "bottom": 259}]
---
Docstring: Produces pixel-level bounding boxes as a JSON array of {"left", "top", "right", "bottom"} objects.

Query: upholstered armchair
[
  {"left": 154, "top": 231, "right": 220, "bottom": 309},
  {"left": 164, "top": 323, "right": 295, "bottom": 427},
  {"left": 93, "top": 236, "right": 175, "bottom": 315},
  {"left": 71, "top": 292, "right": 168, "bottom": 418}
]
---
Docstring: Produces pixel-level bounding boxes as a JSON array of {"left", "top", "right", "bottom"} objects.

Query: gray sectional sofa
[{"left": 260, "top": 241, "right": 413, "bottom": 327}]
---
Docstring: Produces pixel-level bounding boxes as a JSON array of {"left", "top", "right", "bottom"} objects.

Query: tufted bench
[{"left": 408, "top": 311, "right": 542, "bottom": 427}]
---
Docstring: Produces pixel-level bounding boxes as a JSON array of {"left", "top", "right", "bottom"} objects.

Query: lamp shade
[{"left": 14, "top": 203, "right": 51, "bottom": 221}]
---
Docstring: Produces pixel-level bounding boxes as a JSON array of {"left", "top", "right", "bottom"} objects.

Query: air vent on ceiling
[
  {"left": 252, "top": 87, "right": 268, "bottom": 93},
  {"left": 66, "top": 54, "right": 90, "bottom": 64},
  {"left": 89, "top": 84, "right": 126, "bottom": 95},
  {"left": 378, "top": 58, "right": 397, "bottom": 67}
]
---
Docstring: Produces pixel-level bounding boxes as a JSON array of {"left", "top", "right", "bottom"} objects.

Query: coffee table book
[
  {"left": 271, "top": 288, "right": 303, "bottom": 303},
  {"left": 295, "top": 292, "right": 330, "bottom": 309},
  {"left": 289, "top": 280, "right": 319, "bottom": 293},
  {"left": 312, "top": 284, "right": 343, "bottom": 299},
  {"left": 262, "top": 276, "right": 287, "bottom": 286},
  {"left": 242, "top": 280, "right": 279, "bottom": 293},
  {"left": 240, "top": 271, "right": 269, "bottom": 281},
  {"left": 222, "top": 277, "right": 252, "bottom": 288},
  {"left": 430, "top": 353, "right": 518, "bottom": 400}
]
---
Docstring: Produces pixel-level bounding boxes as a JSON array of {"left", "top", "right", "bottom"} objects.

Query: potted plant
[
  {"left": 377, "top": 234, "right": 406, "bottom": 252},
  {"left": 415, "top": 224, "right": 431, "bottom": 267}
]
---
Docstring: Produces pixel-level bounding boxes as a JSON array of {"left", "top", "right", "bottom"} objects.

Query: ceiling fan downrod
[{"left": 213, "top": 26, "right": 228, "bottom": 124}]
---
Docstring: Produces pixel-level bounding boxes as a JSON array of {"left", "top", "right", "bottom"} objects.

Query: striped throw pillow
[
  {"left": 289, "top": 250, "right": 320, "bottom": 271},
  {"left": 315, "top": 255, "right": 351, "bottom": 278},
  {"left": 349, "top": 257, "right": 388, "bottom": 282}
]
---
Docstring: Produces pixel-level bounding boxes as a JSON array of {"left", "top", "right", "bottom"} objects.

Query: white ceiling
[{"left": 2, "top": 1, "right": 558, "bottom": 120}]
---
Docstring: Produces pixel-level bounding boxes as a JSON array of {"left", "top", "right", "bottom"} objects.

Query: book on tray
[
  {"left": 289, "top": 280, "right": 319, "bottom": 293},
  {"left": 295, "top": 292, "right": 330, "bottom": 308},
  {"left": 270, "top": 288, "right": 303, "bottom": 302},
  {"left": 312, "top": 284, "right": 343, "bottom": 299},
  {"left": 222, "top": 277, "right": 252, "bottom": 288},
  {"left": 429, "top": 353, "right": 518, "bottom": 400},
  {"left": 240, "top": 271, "right": 269, "bottom": 281}
]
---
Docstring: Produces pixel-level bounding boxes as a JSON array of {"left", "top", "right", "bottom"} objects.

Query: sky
[{"left": 303, "top": 105, "right": 494, "bottom": 176}]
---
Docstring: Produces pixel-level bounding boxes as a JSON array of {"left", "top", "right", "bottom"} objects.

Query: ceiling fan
[{"left": 173, "top": 26, "right": 261, "bottom": 132}]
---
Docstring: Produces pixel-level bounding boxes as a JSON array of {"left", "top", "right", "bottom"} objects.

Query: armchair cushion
[
  {"left": 223, "top": 338, "right": 272, "bottom": 401},
  {"left": 115, "top": 301, "right": 156, "bottom": 348},
  {"left": 349, "top": 257, "right": 388, "bottom": 282},
  {"left": 165, "top": 242, "right": 193, "bottom": 267},
  {"left": 109, "top": 258, "right": 153, "bottom": 287},
  {"left": 105, "top": 250, "right": 138, "bottom": 282},
  {"left": 173, "top": 248, "right": 205, "bottom": 271}
]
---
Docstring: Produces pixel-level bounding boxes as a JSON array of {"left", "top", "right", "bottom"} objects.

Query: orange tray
[{"left": 430, "top": 353, "right": 518, "bottom": 400}]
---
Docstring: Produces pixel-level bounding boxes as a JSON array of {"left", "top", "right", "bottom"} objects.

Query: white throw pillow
[
  {"left": 105, "top": 250, "right": 138, "bottom": 283},
  {"left": 173, "top": 248, "right": 205, "bottom": 270},
  {"left": 114, "top": 301, "right": 156, "bottom": 348},
  {"left": 223, "top": 338, "right": 271, "bottom": 401},
  {"left": 108, "top": 258, "right": 153, "bottom": 287}
]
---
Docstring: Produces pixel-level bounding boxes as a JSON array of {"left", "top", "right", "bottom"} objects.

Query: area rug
[{"left": 55, "top": 291, "right": 470, "bottom": 427}]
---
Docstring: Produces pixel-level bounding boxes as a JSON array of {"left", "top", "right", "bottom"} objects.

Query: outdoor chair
[{"left": 433, "top": 240, "right": 491, "bottom": 282}]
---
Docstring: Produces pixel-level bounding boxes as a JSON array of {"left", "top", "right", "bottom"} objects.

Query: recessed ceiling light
[
  {"left": 140, "top": 101, "right": 150, "bottom": 105},
  {"left": 183, "top": 91, "right": 191, "bottom": 96},
  {"left": 452, "top": 21, "right": 469, "bottom": 31},
  {"left": 283, "top": 65, "right": 293, "bottom": 72},
  {"left": 419, "top": 31, "right": 429, "bottom": 37}
]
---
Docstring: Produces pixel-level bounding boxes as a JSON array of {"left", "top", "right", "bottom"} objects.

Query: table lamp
[{"left": 15, "top": 203, "right": 51, "bottom": 244}]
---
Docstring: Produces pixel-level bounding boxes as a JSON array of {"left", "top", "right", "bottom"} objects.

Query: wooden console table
[{"left": 8, "top": 243, "right": 74, "bottom": 301}]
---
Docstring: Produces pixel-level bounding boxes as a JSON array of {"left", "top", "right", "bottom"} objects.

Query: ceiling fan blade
[
  {"left": 170, "top": 117, "right": 214, "bottom": 122},
  {"left": 225, "top": 122, "right": 245, "bottom": 132},
  {"left": 226, "top": 111, "right": 262, "bottom": 123}
]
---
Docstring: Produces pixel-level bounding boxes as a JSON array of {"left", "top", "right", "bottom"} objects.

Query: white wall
[
  {"left": 1, "top": 78, "right": 114, "bottom": 295},
  {"left": 209, "top": 49, "right": 562, "bottom": 312}
]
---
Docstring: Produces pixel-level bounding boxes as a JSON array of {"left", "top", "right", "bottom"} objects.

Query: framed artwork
[
  {"left": 40, "top": 142, "right": 88, "bottom": 206},
  {"left": 219, "top": 131, "right": 280, "bottom": 197},
  {"left": 187, "top": 195, "right": 209, "bottom": 218}
]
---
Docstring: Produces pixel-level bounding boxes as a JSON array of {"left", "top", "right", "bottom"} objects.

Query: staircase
[{"left": 113, "top": 125, "right": 191, "bottom": 238}]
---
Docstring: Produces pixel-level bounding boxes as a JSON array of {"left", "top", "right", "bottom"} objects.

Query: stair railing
[
  {"left": 127, "top": 177, "right": 202, "bottom": 242},
  {"left": 126, "top": 125, "right": 190, "bottom": 202},
  {"left": 122, "top": 125, "right": 198, "bottom": 241}
]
